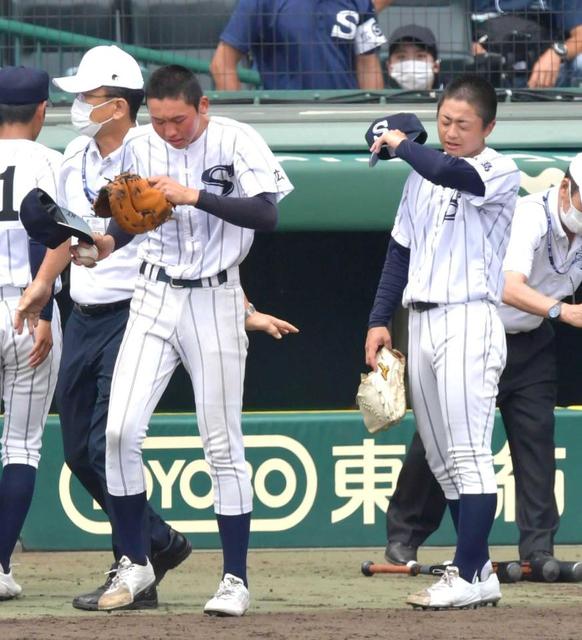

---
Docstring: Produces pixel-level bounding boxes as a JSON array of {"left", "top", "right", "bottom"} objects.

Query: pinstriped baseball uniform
[
  {"left": 392, "top": 147, "right": 520, "bottom": 498},
  {"left": 0, "top": 139, "right": 63, "bottom": 467},
  {"left": 105, "top": 118, "right": 293, "bottom": 515}
]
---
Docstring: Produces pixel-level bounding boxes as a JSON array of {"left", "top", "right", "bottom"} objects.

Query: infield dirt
[{"left": 1, "top": 546, "right": 582, "bottom": 639}]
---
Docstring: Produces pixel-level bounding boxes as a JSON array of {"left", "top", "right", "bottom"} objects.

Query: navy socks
[
  {"left": 0, "top": 464, "right": 36, "bottom": 574},
  {"left": 447, "top": 498, "right": 460, "bottom": 534},
  {"left": 453, "top": 493, "right": 497, "bottom": 583},
  {"left": 108, "top": 492, "right": 149, "bottom": 565},
  {"left": 216, "top": 512, "right": 251, "bottom": 587}
]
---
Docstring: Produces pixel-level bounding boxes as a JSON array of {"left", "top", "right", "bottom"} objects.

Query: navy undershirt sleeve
[
  {"left": 28, "top": 239, "right": 54, "bottom": 322},
  {"left": 368, "top": 237, "right": 410, "bottom": 328},
  {"left": 395, "top": 139, "right": 486, "bottom": 197},
  {"left": 106, "top": 219, "right": 135, "bottom": 251},
  {"left": 196, "top": 191, "right": 278, "bottom": 231}
]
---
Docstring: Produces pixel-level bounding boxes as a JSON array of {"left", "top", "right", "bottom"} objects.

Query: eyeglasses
[{"left": 77, "top": 92, "right": 119, "bottom": 103}]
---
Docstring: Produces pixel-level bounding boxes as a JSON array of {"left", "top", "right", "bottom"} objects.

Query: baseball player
[
  {"left": 366, "top": 74, "right": 520, "bottom": 609},
  {"left": 20, "top": 64, "right": 293, "bottom": 614},
  {"left": 0, "top": 67, "right": 63, "bottom": 600},
  {"left": 383, "top": 153, "right": 582, "bottom": 573},
  {"left": 13, "top": 48, "right": 297, "bottom": 611}
]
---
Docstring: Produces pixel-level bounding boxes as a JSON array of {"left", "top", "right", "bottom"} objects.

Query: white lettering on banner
[
  {"left": 494, "top": 442, "right": 566, "bottom": 521},
  {"left": 59, "top": 435, "right": 317, "bottom": 535},
  {"left": 331, "top": 439, "right": 406, "bottom": 525}
]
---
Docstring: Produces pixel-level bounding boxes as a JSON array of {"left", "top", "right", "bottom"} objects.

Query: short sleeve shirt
[
  {"left": 220, "top": 0, "right": 387, "bottom": 89},
  {"left": 499, "top": 186, "right": 582, "bottom": 333},
  {"left": 1, "top": 139, "right": 62, "bottom": 288}
]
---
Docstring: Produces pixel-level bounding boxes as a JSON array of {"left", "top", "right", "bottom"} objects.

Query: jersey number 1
[{"left": 0, "top": 166, "right": 18, "bottom": 221}]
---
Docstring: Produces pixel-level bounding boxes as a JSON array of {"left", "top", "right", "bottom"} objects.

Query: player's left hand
[
  {"left": 29, "top": 319, "right": 53, "bottom": 368},
  {"left": 14, "top": 280, "right": 53, "bottom": 335},
  {"left": 528, "top": 48, "right": 561, "bottom": 88},
  {"left": 245, "top": 311, "right": 299, "bottom": 339},
  {"left": 148, "top": 176, "right": 200, "bottom": 207},
  {"left": 369, "top": 129, "right": 407, "bottom": 154}
]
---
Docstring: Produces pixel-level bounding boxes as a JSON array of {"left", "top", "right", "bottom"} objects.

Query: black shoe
[
  {"left": 384, "top": 541, "right": 418, "bottom": 565},
  {"left": 73, "top": 562, "right": 159, "bottom": 611},
  {"left": 72, "top": 563, "right": 118, "bottom": 611},
  {"left": 151, "top": 528, "right": 192, "bottom": 585},
  {"left": 524, "top": 550, "right": 560, "bottom": 582}
]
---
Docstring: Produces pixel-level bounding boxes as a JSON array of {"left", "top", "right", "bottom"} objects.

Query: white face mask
[
  {"left": 389, "top": 59, "right": 435, "bottom": 91},
  {"left": 559, "top": 182, "right": 582, "bottom": 235},
  {"left": 71, "top": 97, "right": 116, "bottom": 137}
]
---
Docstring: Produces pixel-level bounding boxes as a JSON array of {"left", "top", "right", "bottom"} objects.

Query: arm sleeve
[
  {"left": 196, "top": 190, "right": 278, "bottom": 231},
  {"left": 28, "top": 239, "right": 54, "bottom": 321},
  {"left": 390, "top": 173, "right": 414, "bottom": 249},
  {"left": 106, "top": 219, "right": 136, "bottom": 251},
  {"left": 368, "top": 237, "right": 410, "bottom": 327},
  {"left": 355, "top": 1, "right": 387, "bottom": 55},
  {"left": 395, "top": 139, "right": 486, "bottom": 196},
  {"left": 233, "top": 124, "right": 294, "bottom": 202},
  {"left": 561, "top": 0, "right": 582, "bottom": 34},
  {"left": 502, "top": 197, "right": 546, "bottom": 279},
  {"left": 218, "top": 0, "right": 259, "bottom": 54}
]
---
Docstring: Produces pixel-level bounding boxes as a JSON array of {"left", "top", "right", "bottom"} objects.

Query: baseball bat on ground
[
  {"left": 520, "top": 557, "right": 560, "bottom": 582},
  {"left": 558, "top": 561, "right": 582, "bottom": 582},
  {"left": 361, "top": 560, "right": 523, "bottom": 582}
]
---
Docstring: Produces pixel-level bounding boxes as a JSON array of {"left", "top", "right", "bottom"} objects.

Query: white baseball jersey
[
  {"left": 392, "top": 146, "right": 521, "bottom": 306},
  {"left": 0, "top": 140, "right": 61, "bottom": 288},
  {"left": 499, "top": 186, "right": 582, "bottom": 333},
  {"left": 394, "top": 147, "right": 520, "bottom": 499},
  {"left": 59, "top": 128, "right": 145, "bottom": 305},
  {"left": 106, "top": 117, "right": 293, "bottom": 516},
  {"left": 0, "top": 138, "right": 63, "bottom": 467},
  {"left": 119, "top": 118, "right": 293, "bottom": 279}
]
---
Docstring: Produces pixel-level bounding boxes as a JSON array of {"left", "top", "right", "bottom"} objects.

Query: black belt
[
  {"left": 410, "top": 302, "right": 440, "bottom": 312},
  {"left": 139, "top": 262, "right": 228, "bottom": 289},
  {"left": 74, "top": 298, "right": 131, "bottom": 316}
]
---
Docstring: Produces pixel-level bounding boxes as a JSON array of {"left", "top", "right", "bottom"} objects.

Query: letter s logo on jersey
[
  {"left": 331, "top": 10, "right": 359, "bottom": 40},
  {"left": 201, "top": 164, "right": 235, "bottom": 196}
]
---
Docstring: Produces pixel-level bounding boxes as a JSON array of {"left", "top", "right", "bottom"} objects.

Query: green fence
[{"left": 20, "top": 409, "right": 582, "bottom": 551}]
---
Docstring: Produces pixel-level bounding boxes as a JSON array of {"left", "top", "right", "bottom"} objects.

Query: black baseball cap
[
  {"left": 0, "top": 66, "right": 49, "bottom": 105},
  {"left": 20, "top": 188, "right": 94, "bottom": 249},
  {"left": 388, "top": 25, "right": 438, "bottom": 61},
  {"left": 365, "top": 113, "right": 428, "bottom": 167}
]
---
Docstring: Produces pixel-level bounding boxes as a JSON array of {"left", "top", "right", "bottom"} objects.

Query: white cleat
[
  {"left": 204, "top": 573, "right": 250, "bottom": 617},
  {"left": 0, "top": 570, "right": 22, "bottom": 600},
  {"left": 479, "top": 571, "right": 502, "bottom": 607},
  {"left": 407, "top": 566, "right": 481, "bottom": 610},
  {"left": 97, "top": 555, "right": 155, "bottom": 611}
]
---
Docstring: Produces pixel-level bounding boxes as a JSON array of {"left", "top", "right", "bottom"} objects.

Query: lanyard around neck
[
  {"left": 543, "top": 191, "right": 574, "bottom": 276},
  {"left": 81, "top": 143, "right": 97, "bottom": 206}
]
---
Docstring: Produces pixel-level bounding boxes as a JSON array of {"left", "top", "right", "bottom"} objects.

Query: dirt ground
[{"left": 1, "top": 546, "right": 582, "bottom": 639}]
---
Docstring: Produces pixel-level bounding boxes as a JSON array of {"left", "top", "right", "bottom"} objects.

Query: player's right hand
[
  {"left": 365, "top": 326, "right": 392, "bottom": 370},
  {"left": 14, "top": 280, "right": 53, "bottom": 335},
  {"left": 245, "top": 311, "right": 299, "bottom": 339},
  {"left": 71, "top": 233, "right": 114, "bottom": 266}
]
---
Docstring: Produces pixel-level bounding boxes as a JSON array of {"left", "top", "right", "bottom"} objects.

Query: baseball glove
[
  {"left": 356, "top": 347, "right": 406, "bottom": 433},
  {"left": 93, "top": 172, "right": 173, "bottom": 234}
]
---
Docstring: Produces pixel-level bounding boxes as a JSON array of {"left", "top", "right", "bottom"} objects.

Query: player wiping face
[{"left": 369, "top": 98, "right": 495, "bottom": 161}]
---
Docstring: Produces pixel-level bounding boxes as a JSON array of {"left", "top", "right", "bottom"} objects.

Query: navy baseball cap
[
  {"left": 388, "top": 25, "right": 438, "bottom": 61},
  {"left": 365, "top": 113, "right": 427, "bottom": 167},
  {"left": 20, "top": 188, "right": 94, "bottom": 249},
  {"left": 0, "top": 66, "right": 49, "bottom": 105}
]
